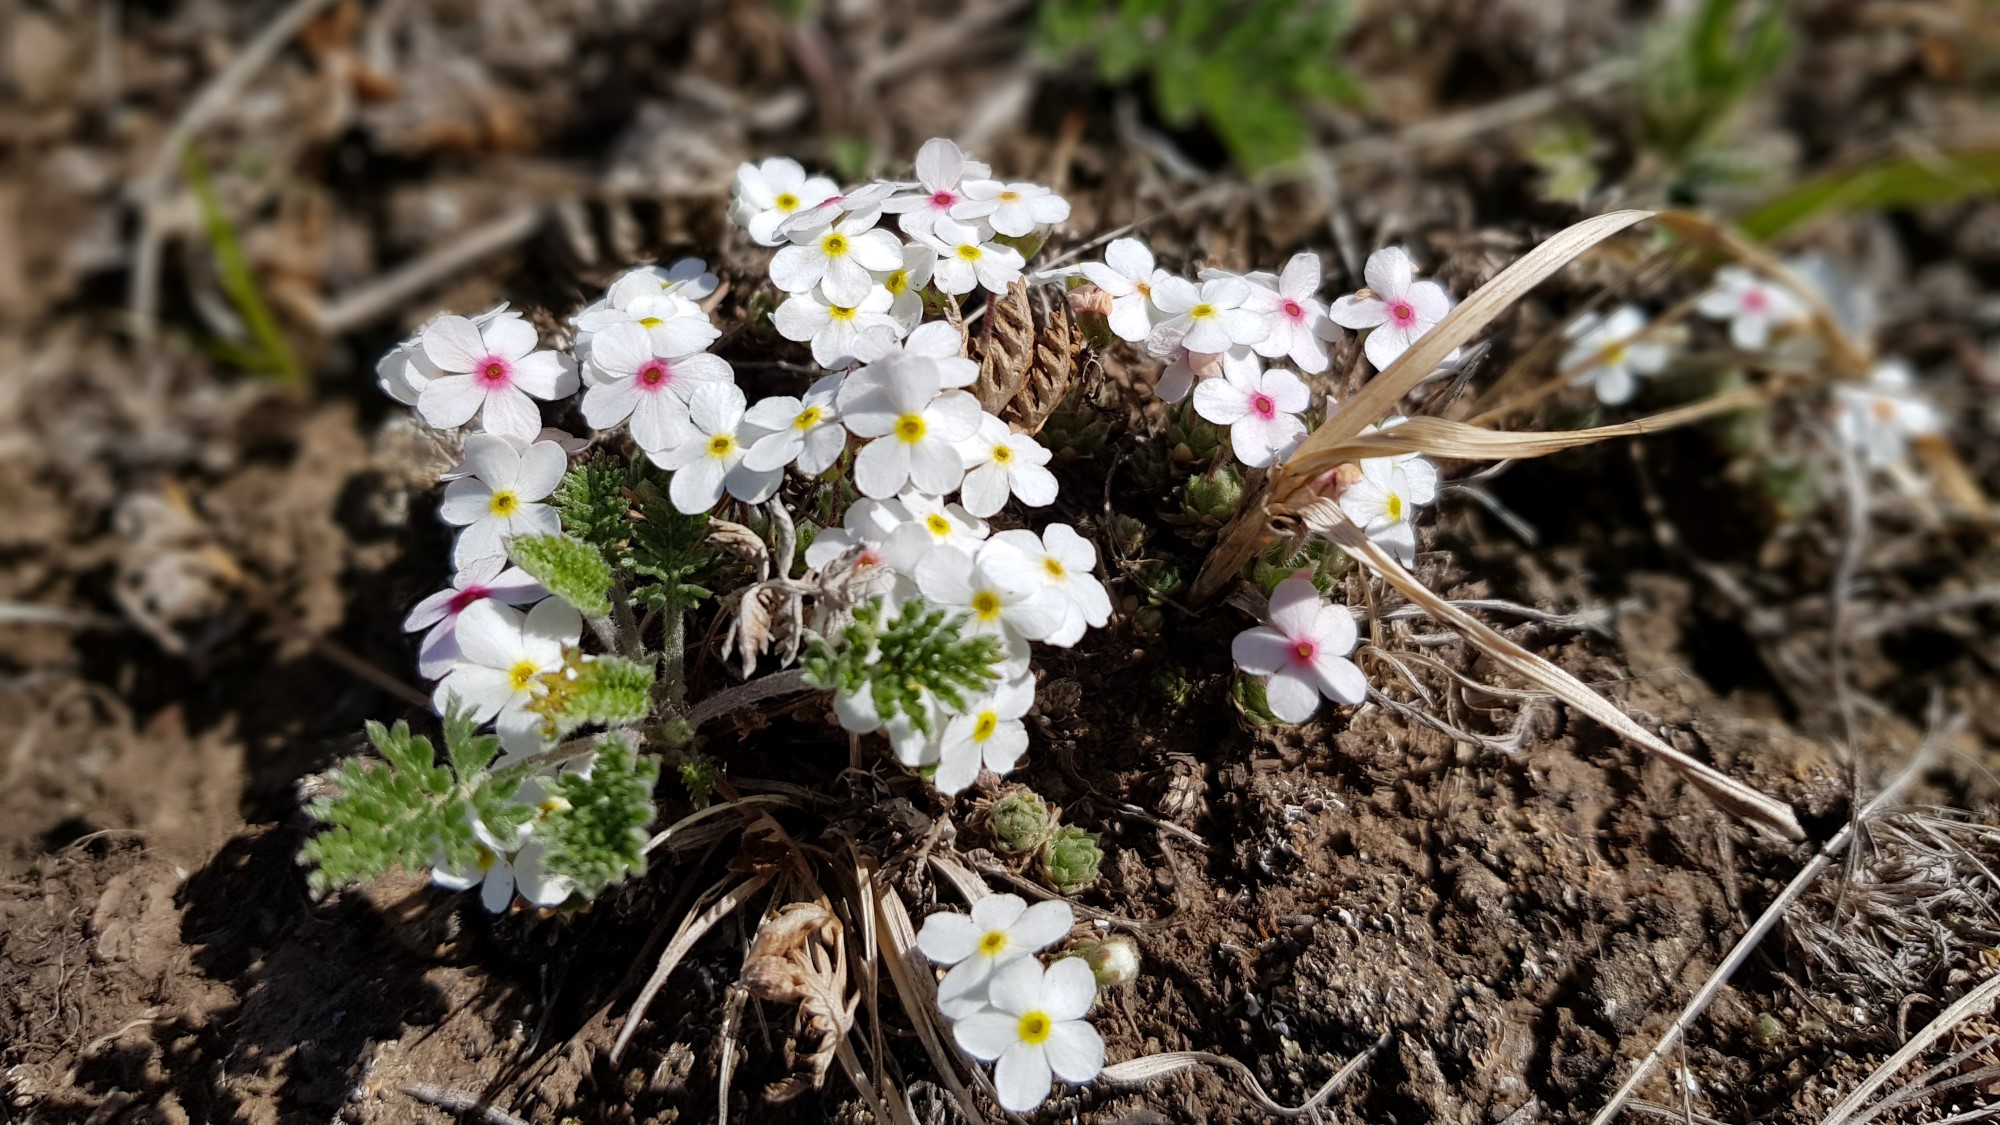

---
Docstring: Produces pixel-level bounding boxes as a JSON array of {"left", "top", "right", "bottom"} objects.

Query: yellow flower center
[
  {"left": 925, "top": 514, "right": 951, "bottom": 537},
  {"left": 885, "top": 270, "right": 908, "bottom": 295},
  {"left": 1600, "top": 341, "right": 1627, "bottom": 366},
  {"left": 488, "top": 489, "right": 520, "bottom": 516},
  {"left": 775, "top": 192, "right": 800, "bottom": 212},
  {"left": 792, "top": 406, "right": 823, "bottom": 430},
  {"left": 998, "top": 190, "right": 1021, "bottom": 203},
  {"left": 707, "top": 433, "right": 737, "bottom": 457},
  {"left": 895, "top": 414, "right": 927, "bottom": 443},
  {"left": 537, "top": 795, "right": 571, "bottom": 816},
  {"left": 1386, "top": 493, "right": 1404, "bottom": 521},
  {"left": 475, "top": 845, "right": 499, "bottom": 872},
  {"left": 507, "top": 659, "right": 540, "bottom": 692},
  {"left": 978, "top": 930, "right": 1009, "bottom": 956},
  {"left": 639, "top": 316, "right": 664, "bottom": 329},
  {"left": 956, "top": 243, "right": 983, "bottom": 262},
  {"left": 970, "top": 590, "right": 1002, "bottom": 621},
  {"left": 1016, "top": 1011, "right": 1053, "bottom": 1045},
  {"left": 1134, "top": 280, "right": 1151, "bottom": 299},
  {"left": 822, "top": 232, "right": 849, "bottom": 257},
  {"left": 991, "top": 443, "right": 1013, "bottom": 464},
  {"left": 1189, "top": 303, "right": 1216, "bottom": 320},
  {"left": 1042, "top": 557, "right": 1066, "bottom": 579},
  {"left": 827, "top": 304, "right": 857, "bottom": 321},
  {"left": 971, "top": 711, "right": 998, "bottom": 742}
]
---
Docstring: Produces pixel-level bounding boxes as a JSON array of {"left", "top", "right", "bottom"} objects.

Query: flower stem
[{"left": 686, "top": 668, "right": 814, "bottom": 728}]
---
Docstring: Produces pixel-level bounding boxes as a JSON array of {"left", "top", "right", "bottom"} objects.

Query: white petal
[
  {"left": 953, "top": 1010, "right": 1021, "bottom": 1063},
  {"left": 1043, "top": 1019, "right": 1105, "bottom": 1083},
  {"left": 1364, "top": 246, "right": 1413, "bottom": 298},
  {"left": 421, "top": 315, "right": 486, "bottom": 372},
  {"left": 917, "top": 911, "right": 982, "bottom": 965},
  {"left": 1264, "top": 669, "right": 1322, "bottom": 723},
  {"left": 993, "top": 1042, "right": 1053, "bottom": 1113},
  {"left": 417, "top": 373, "right": 488, "bottom": 430},
  {"left": 1232, "top": 626, "right": 1293, "bottom": 675}
]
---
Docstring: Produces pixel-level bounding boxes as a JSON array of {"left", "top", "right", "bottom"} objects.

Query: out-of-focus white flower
[
  {"left": 414, "top": 314, "right": 579, "bottom": 441},
  {"left": 1190, "top": 350, "right": 1310, "bottom": 468},
  {"left": 878, "top": 241, "right": 936, "bottom": 330},
  {"left": 921, "top": 219, "right": 1027, "bottom": 296},
  {"left": 743, "top": 374, "right": 848, "bottom": 476},
  {"left": 918, "top": 894, "right": 1075, "bottom": 1020},
  {"left": 956, "top": 414, "right": 1057, "bottom": 518},
  {"left": 438, "top": 435, "right": 568, "bottom": 567},
  {"left": 1786, "top": 252, "right": 1877, "bottom": 343},
  {"left": 1244, "top": 252, "right": 1333, "bottom": 373},
  {"left": 378, "top": 303, "right": 520, "bottom": 406},
  {"left": 1696, "top": 265, "right": 1804, "bottom": 350},
  {"left": 952, "top": 956, "right": 1104, "bottom": 1113},
  {"left": 771, "top": 211, "right": 906, "bottom": 307},
  {"left": 1078, "top": 238, "right": 1170, "bottom": 344},
  {"left": 432, "top": 596, "right": 582, "bottom": 749},
  {"left": 1337, "top": 433, "right": 1439, "bottom": 567},
  {"left": 842, "top": 355, "right": 982, "bottom": 497},
  {"left": 1835, "top": 359, "right": 1943, "bottom": 469},
  {"left": 1329, "top": 246, "right": 1452, "bottom": 371},
  {"left": 1231, "top": 574, "right": 1366, "bottom": 724},
  {"left": 954, "top": 179, "right": 1070, "bottom": 237},
  {"left": 732, "top": 157, "right": 839, "bottom": 246},
  {"left": 581, "top": 321, "right": 734, "bottom": 452},
  {"left": 880, "top": 137, "right": 991, "bottom": 236},
  {"left": 933, "top": 673, "right": 1035, "bottom": 796},
  {"left": 1563, "top": 304, "right": 1669, "bottom": 406},
  {"left": 987, "top": 524, "right": 1109, "bottom": 647},
  {"left": 404, "top": 556, "right": 547, "bottom": 679},
  {"left": 1147, "top": 275, "right": 1269, "bottom": 356},
  {"left": 648, "top": 383, "right": 782, "bottom": 514},
  {"left": 772, "top": 285, "right": 905, "bottom": 369},
  {"left": 608, "top": 258, "right": 719, "bottom": 306},
  {"left": 916, "top": 543, "right": 1063, "bottom": 663}
]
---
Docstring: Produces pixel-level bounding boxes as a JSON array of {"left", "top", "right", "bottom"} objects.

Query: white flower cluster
[{"left": 916, "top": 895, "right": 1104, "bottom": 1112}]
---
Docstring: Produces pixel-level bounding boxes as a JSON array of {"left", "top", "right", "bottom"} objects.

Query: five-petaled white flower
[
  {"left": 607, "top": 258, "right": 719, "bottom": 306},
  {"left": 1563, "top": 304, "right": 1669, "bottom": 406},
  {"left": 953, "top": 956, "right": 1105, "bottom": 1113},
  {"left": 582, "top": 321, "right": 734, "bottom": 452},
  {"left": 1079, "top": 237, "right": 1170, "bottom": 344},
  {"left": 840, "top": 320, "right": 979, "bottom": 397},
  {"left": 649, "top": 383, "right": 782, "bottom": 514},
  {"left": 918, "top": 893, "right": 1075, "bottom": 1020},
  {"left": 1834, "top": 359, "right": 1943, "bottom": 469},
  {"left": 1329, "top": 246, "right": 1452, "bottom": 372},
  {"left": 843, "top": 355, "right": 982, "bottom": 497},
  {"left": 1190, "top": 350, "right": 1310, "bottom": 468},
  {"left": 771, "top": 211, "right": 906, "bottom": 307},
  {"left": 429, "top": 813, "right": 562, "bottom": 914},
  {"left": 571, "top": 290, "right": 721, "bottom": 361},
  {"left": 1337, "top": 436, "right": 1439, "bottom": 567},
  {"left": 432, "top": 596, "right": 583, "bottom": 751},
  {"left": 880, "top": 491, "right": 989, "bottom": 573},
  {"left": 379, "top": 303, "right": 519, "bottom": 406},
  {"left": 404, "top": 556, "right": 547, "bottom": 679},
  {"left": 732, "top": 157, "right": 838, "bottom": 247},
  {"left": 1244, "top": 252, "right": 1333, "bottom": 373},
  {"left": 955, "top": 179, "right": 1070, "bottom": 238},
  {"left": 955, "top": 413, "right": 1057, "bottom": 518},
  {"left": 931, "top": 672, "right": 1036, "bottom": 796},
  {"left": 1147, "top": 275, "right": 1268, "bottom": 356},
  {"left": 922, "top": 219, "right": 1027, "bottom": 296},
  {"left": 772, "top": 285, "right": 905, "bottom": 369},
  {"left": 415, "top": 314, "right": 578, "bottom": 441},
  {"left": 1696, "top": 265, "right": 1805, "bottom": 350},
  {"left": 878, "top": 241, "right": 937, "bottom": 330},
  {"left": 742, "top": 374, "right": 848, "bottom": 476},
  {"left": 881, "top": 137, "right": 991, "bottom": 236},
  {"left": 1231, "top": 574, "right": 1366, "bottom": 724},
  {"left": 986, "top": 525, "right": 1109, "bottom": 648},
  {"left": 917, "top": 544, "right": 1062, "bottom": 664},
  {"left": 439, "top": 435, "right": 568, "bottom": 567}
]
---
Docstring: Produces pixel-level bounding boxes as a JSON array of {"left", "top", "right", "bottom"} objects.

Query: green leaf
[
  {"left": 181, "top": 143, "right": 303, "bottom": 385},
  {"left": 511, "top": 533, "right": 614, "bottom": 619},
  {"left": 537, "top": 654, "right": 656, "bottom": 739},
  {"left": 1737, "top": 147, "right": 2000, "bottom": 241},
  {"left": 801, "top": 597, "right": 1003, "bottom": 737},
  {"left": 535, "top": 738, "right": 659, "bottom": 899}
]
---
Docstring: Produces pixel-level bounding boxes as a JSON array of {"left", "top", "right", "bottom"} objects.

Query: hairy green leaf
[
  {"left": 801, "top": 597, "right": 1004, "bottom": 737},
  {"left": 511, "top": 533, "right": 614, "bottom": 619},
  {"left": 535, "top": 738, "right": 659, "bottom": 899}
]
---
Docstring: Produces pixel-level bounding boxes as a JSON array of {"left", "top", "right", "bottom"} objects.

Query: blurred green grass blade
[
  {"left": 1739, "top": 146, "right": 2000, "bottom": 240},
  {"left": 181, "top": 143, "right": 304, "bottom": 386}
]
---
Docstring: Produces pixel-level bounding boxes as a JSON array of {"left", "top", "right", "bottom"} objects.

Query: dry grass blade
[
  {"left": 612, "top": 872, "right": 774, "bottom": 1062},
  {"left": 870, "top": 876, "right": 995, "bottom": 1120},
  {"left": 927, "top": 852, "right": 995, "bottom": 905},
  {"left": 1297, "top": 500, "right": 1802, "bottom": 839},
  {"left": 1818, "top": 971, "right": 2000, "bottom": 1125},
  {"left": 1099, "top": 1029, "right": 1389, "bottom": 1118}
]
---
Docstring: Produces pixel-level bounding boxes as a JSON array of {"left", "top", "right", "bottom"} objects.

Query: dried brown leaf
[{"left": 743, "top": 902, "right": 857, "bottom": 1103}]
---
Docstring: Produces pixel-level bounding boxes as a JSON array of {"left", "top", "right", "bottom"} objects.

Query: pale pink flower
[{"left": 1231, "top": 574, "right": 1366, "bottom": 723}]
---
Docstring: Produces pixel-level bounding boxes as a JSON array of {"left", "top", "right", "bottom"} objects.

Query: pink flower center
[
  {"left": 1291, "top": 640, "right": 1317, "bottom": 664},
  {"left": 447, "top": 586, "right": 490, "bottom": 616},
  {"left": 1283, "top": 299, "right": 1304, "bottom": 320},
  {"left": 1742, "top": 288, "right": 1768, "bottom": 314},
  {"left": 931, "top": 190, "right": 957, "bottom": 209},
  {"left": 1388, "top": 301, "right": 1416, "bottom": 326},
  {"left": 637, "top": 359, "right": 674, "bottom": 390},
  {"left": 857, "top": 549, "right": 882, "bottom": 567},
  {"left": 1250, "top": 393, "right": 1276, "bottom": 419},
  {"left": 476, "top": 357, "right": 512, "bottom": 387}
]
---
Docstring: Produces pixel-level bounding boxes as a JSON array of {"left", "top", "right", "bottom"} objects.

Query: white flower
[
  {"left": 1563, "top": 304, "right": 1669, "bottom": 406},
  {"left": 840, "top": 320, "right": 978, "bottom": 397},
  {"left": 880, "top": 137, "right": 992, "bottom": 236},
  {"left": 776, "top": 179, "right": 901, "bottom": 239},
  {"left": 432, "top": 596, "right": 582, "bottom": 750},
  {"left": 438, "top": 435, "right": 568, "bottom": 567},
  {"left": 404, "top": 556, "right": 547, "bottom": 679},
  {"left": 804, "top": 496, "right": 913, "bottom": 571},
  {"left": 918, "top": 893, "right": 1074, "bottom": 1021},
  {"left": 921, "top": 219, "right": 1026, "bottom": 296},
  {"left": 607, "top": 258, "right": 719, "bottom": 306},
  {"left": 1835, "top": 359, "right": 1942, "bottom": 469},
  {"left": 1329, "top": 246, "right": 1453, "bottom": 371},
  {"left": 1078, "top": 238, "right": 1170, "bottom": 343},
  {"left": 952, "top": 956, "right": 1104, "bottom": 1113},
  {"left": 1190, "top": 350, "right": 1310, "bottom": 468},
  {"left": 415, "top": 314, "right": 579, "bottom": 441},
  {"left": 742, "top": 374, "right": 848, "bottom": 476},
  {"left": 879, "top": 491, "right": 989, "bottom": 573},
  {"left": 955, "top": 414, "right": 1057, "bottom": 518},
  {"left": 1696, "top": 265, "right": 1805, "bottom": 350},
  {"left": 986, "top": 525, "right": 1109, "bottom": 647},
  {"left": 771, "top": 211, "right": 905, "bottom": 306},
  {"left": 429, "top": 812, "right": 551, "bottom": 913},
  {"left": 581, "top": 321, "right": 734, "bottom": 451},
  {"left": 731, "top": 157, "right": 838, "bottom": 246},
  {"left": 954, "top": 180, "right": 1070, "bottom": 238},
  {"left": 1147, "top": 275, "right": 1269, "bottom": 356},
  {"left": 933, "top": 673, "right": 1036, "bottom": 796},
  {"left": 772, "top": 284, "right": 905, "bottom": 369},
  {"left": 842, "top": 355, "right": 982, "bottom": 498},
  {"left": 378, "top": 303, "right": 519, "bottom": 406},
  {"left": 648, "top": 383, "right": 782, "bottom": 514},
  {"left": 1245, "top": 252, "right": 1333, "bottom": 373},
  {"left": 916, "top": 544, "right": 1063, "bottom": 663},
  {"left": 1231, "top": 574, "right": 1366, "bottom": 724},
  {"left": 1155, "top": 345, "right": 1222, "bottom": 405},
  {"left": 877, "top": 241, "right": 936, "bottom": 331},
  {"left": 571, "top": 290, "right": 721, "bottom": 360},
  {"left": 1337, "top": 435, "right": 1439, "bottom": 567}
]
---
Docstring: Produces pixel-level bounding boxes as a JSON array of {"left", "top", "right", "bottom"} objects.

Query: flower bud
[
  {"left": 986, "top": 788, "right": 1055, "bottom": 856},
  {"left": 1307, "top": 461, "right": 1365, "bottom": 501},
  {"left": 1041, "top": 826, "right": 1103, "bottom": 894},
  {"left": 1069, "top": 936, "right": 1142, "bottom": 987},
  {"left": 1066, "top": 282, "right": 1114, "bottom": 319},
  {"left": 1109, "top": 514, "right": 1150, "bottom": 558},
  {"left": 1180, "top": 466, "right": 1244, "bottom": 524}
]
